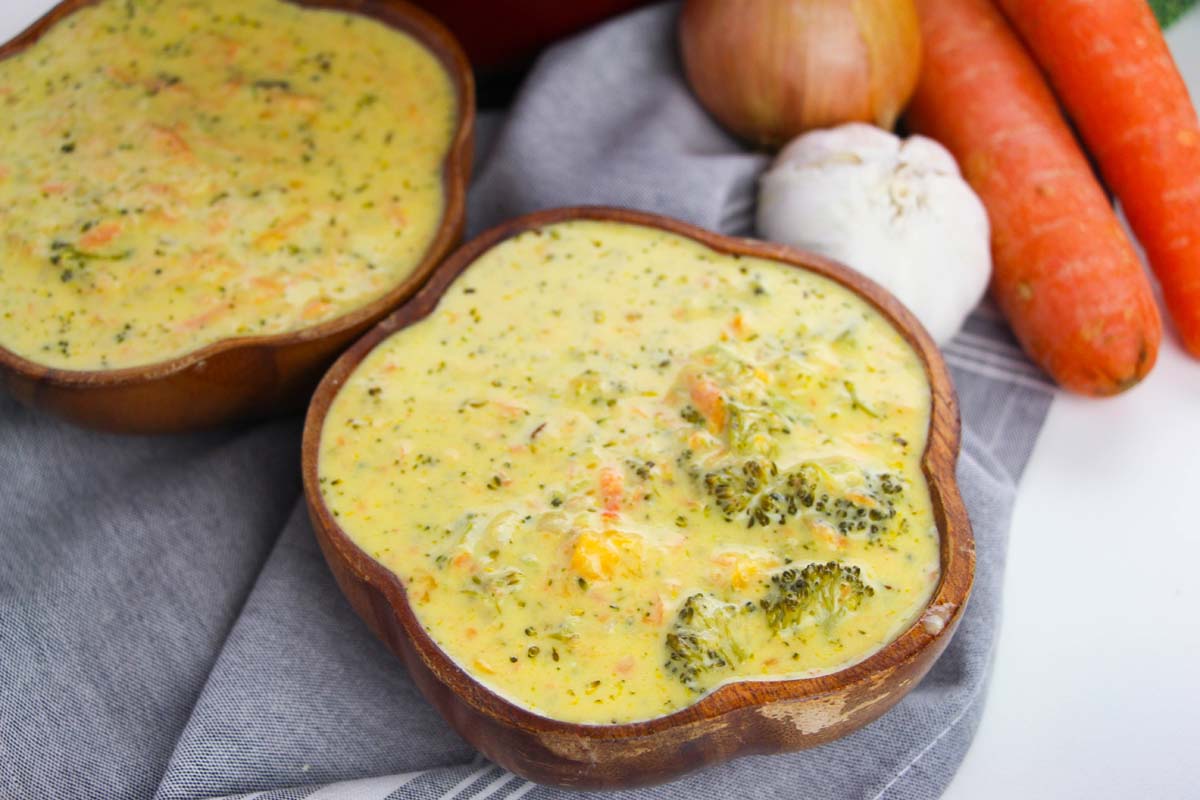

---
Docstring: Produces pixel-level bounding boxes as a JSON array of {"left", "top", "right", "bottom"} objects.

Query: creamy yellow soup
[
  {"left": 0, "top": 0, "right": 456, "bottom": 370},
  {"left": 319, "top": 221, "right": 940, "bottom": 724}
]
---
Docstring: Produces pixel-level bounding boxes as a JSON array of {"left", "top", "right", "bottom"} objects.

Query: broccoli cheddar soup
[
  {"left": 319, "top": 221, "right": 940, "bottom": 724},
  {"left": 0, "top": 0, "right": 456, "bottom": 370}
]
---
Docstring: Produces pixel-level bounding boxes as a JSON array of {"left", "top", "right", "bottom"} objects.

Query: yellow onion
[{"left": 679, "top": 0, "right": 922, "bottom": 147}]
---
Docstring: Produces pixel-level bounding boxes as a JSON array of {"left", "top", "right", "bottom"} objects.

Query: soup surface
[
  {"left": 0, "top": 0, "right": 455, "bottom": 370},
  {"left": 319, "top": 220, "right": 940, "bottom": 724}
]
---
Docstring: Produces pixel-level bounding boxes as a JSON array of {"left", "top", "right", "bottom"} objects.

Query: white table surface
[
  {"left": 3, "top": 3, "right": 1198, "bottom": 798},
  {"left": 941, "top": 10, "right": 1200, "bottom": 800}
]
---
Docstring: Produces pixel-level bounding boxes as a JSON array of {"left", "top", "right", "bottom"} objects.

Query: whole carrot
[
  {"left": 906, "top": 0, "right": 1161, "bottom": 395},
  {"left": 996, "top": 0, "right": 1200, "bottom": 357}
]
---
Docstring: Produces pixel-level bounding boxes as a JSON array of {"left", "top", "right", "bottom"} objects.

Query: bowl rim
[
  {"left": 0, "top": 0, "right": 475, "bottom": 388},
  {"left": 301, "top": 205, "right": 974, "bottom": 739}
]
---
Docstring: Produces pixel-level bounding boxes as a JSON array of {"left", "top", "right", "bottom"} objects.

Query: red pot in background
[{"left": 410, "top": 0, "right": 656, "bottom": 71}]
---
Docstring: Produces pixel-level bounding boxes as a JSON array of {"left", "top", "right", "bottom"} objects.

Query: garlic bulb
[
  {"left": 757, "top": 124, "right": 991, "bottom": 343},
  {"left": 679, "top": 0, "right": 922, "bottom": 147}
]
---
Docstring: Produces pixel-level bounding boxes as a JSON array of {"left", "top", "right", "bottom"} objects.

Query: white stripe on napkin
[
  {"left": 466, "top": 771, "right": 519, "bottom": 800},
  {"left": 438, "top": 765, "right": 501, "bottom": 800},
  {"left": 305, "top": 770, "right": 428, "bottom": 800}
]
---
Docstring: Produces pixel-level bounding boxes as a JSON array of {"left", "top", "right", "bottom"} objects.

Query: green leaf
[{"left": 1150, "top": 0, "right": 1197, "bottom": 27}]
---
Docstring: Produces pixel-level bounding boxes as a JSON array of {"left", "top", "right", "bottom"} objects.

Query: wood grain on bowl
[
  {"left": 0, "top": 0, "right": 474, "bottom": 433},
  {"left": 301, "top": 207, "right": 973, "bottom": 788}
]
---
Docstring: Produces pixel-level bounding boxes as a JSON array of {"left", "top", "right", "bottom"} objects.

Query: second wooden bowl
[
  {"left": 301, "top": 207, "right": 974, "bottom": 789},
  {"left": 0, "top": 0, "right": 474, "bottom": 433}
]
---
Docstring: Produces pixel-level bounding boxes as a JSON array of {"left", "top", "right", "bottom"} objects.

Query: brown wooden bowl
[
  {"left": 301, "top": 207, "right": 973, "bottom": 789},
  {"left": 0, "top": 0, "right": 474, "bottom": 434}
]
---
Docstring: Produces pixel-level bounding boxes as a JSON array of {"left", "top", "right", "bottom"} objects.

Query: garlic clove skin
[{"left": 757, "top": 123, "right": 991, "bottom": 344}]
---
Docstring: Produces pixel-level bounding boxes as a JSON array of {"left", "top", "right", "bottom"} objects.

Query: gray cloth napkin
[{"left": 0, "top": 4, "right": 1054, "bottom": 799}]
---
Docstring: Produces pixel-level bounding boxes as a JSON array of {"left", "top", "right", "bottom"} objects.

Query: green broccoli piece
[
  {"left": 675, "top": 345, "right": 793, "bottom": 457},
  {"left": 702, "top": 458, "right": 784, "bottom": 527},
  {"left": 695, "top": 456, "right": 904, "bottom": 534},
  {"left": 725, "top": 400, "right": 792, "bottom": 457},
  {"left": 664, "top": 593, "right": 755, "bottom": 692},
  {"left": 761, "top": 562, "right": 875, "bottom": 634},
  {"left": 663, "top": 564, "right": 876, "bottom": 690},
  {"left": 782, "top": 463, "right": 903, "bottom": 536}
]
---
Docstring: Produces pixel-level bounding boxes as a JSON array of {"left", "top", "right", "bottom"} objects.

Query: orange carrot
[
  {"left": 907, "top": 0, "right": 1161, "bottom": 395},
  {"left": 150, "top": 124, "right": 192, "bottom": 158},
  {"left": 177, "top": 305, "right": 225, "bottom": 332},
  {"left": 996, "top": 0, "right": 1200, "bottom": 357},
  {"left": 79, "top": 220, "right": 121, "bottom": 249},
  {"left": 598, "top": 466, "right": 624, "bottom": 517},
  {"left": 300, "top": 298, "right": 332, "bottom": 321},
  {"left": 643, "top": 593, "right": 665, "bottom": 625},
  {"left": 688, "top": 374, "right": 726, "bottom": 432}
]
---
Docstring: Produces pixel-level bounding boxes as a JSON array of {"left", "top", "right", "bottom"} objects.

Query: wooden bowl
[
  {"left": 301, "top": 207, "right": 973, "bottom": 789},
  {"left": 0, "top": 0, "right": 474, "bottom": 434}
]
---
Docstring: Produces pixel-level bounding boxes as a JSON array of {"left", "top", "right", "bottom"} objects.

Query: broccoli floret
[
  {"left": 782, "top": 463, "right": 904, "bottom": 536},
  {"left": 664, "top": 593, "right": 755, "bottom": 692},
  {"left": 678, "top": 391, "right": 790, "bottom": 458},
  {"left": 675, "top": 346, "right": 792, "bottom": 457},
  {"left": 694, "top": 456, "right": 904, "bottom": 534},
  {"left": 702, "top": 458, "right": 784, "bottom": 527},
  {"left": 761, "top": 562, "right": 874, "bottom": 633},
  {"left": 725, "top": 400, "right": 792, "bottom": 457},
  {"left": 663, "top": 564, "right": 875, "bottom": 690}
]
